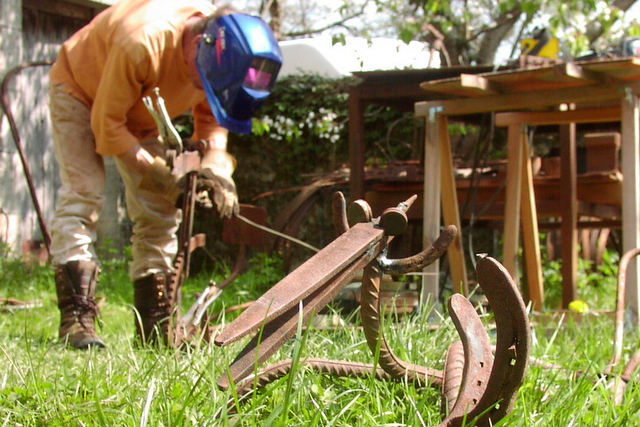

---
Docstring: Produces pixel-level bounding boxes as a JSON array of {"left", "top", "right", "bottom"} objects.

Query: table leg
[
  {"left": 560, "top": 123, "right": 578, "bottom": 308},
  {"left": 621, "top": 93, "right": 640, "bottom": 322},
  {"left": 438, "top": 115, "right": 468, "bottom": 295},
  {"left": 519, "top": 127, "right": 544, "bottom": 311},
  {"left": 503, "top": 125, "right": 523, "bottom": 284}
]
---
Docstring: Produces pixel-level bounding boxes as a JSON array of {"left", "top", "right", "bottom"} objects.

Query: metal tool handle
[{"left": 142, "top": 87, "right": 183, "bottom": 153}]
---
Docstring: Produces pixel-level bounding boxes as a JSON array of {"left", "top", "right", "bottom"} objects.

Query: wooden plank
[
  {"left": 495, "top": 107, "right": 621, "bottom": 127},
  {"left": 418, "top": 78, "right": 490, "bottom": 98},
  {"left": 560, "top": 123, "right": 578, "bottom": 308},
  {"left": 554, "top": 62, "right": 610, "bottom": 84},
  {"left": 519, "top": 129, "right": 544, "bottom": 311},
  {"left": 460, "top": 74, "right": 511, "bottom": 95},
  {"left": 438, "top": 115, "right": 468, "bottom": 296},
  {"left": 580, "top": 57, "right": 640, "bottom": 82},
  {"left": 418, "top": 59, "right": 640, "bottom": 100},
  {"left": 621, "top": 94, "right": 640, "bottom": 322},
  {"left": 502, "top": 124, "right": 523, "bottom": 283},
  {"left": 426, "top": 65, "right": 585, "bottom": 96},
  {"left": 421, "top": 112, "right": 442, "bottom": 303},
  {"left": 415, "top": 80, "right": 640, "bottom": 117}
]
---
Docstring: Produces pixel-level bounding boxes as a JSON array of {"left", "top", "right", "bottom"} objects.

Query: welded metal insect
[{"left": 215, "top": 192, "right": 531, "bottom": 426}]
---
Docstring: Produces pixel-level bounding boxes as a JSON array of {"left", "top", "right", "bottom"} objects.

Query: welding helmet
[{"left": 196, "top": 13, "right": 283, "bottom": 134}]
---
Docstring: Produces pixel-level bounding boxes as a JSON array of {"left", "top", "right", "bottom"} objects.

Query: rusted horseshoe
[
  {"left": 368, "top": 230, "right": 529, "bottom": 425},
  {"left": 435, "top": 256, "right": 530, "bottom": 426}
]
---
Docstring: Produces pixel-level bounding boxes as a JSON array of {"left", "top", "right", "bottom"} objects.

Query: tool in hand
[{"left": 143, "top": 87, "right": 183, "bottom": 154}]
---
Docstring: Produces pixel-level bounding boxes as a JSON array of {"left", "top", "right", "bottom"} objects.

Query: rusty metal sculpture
[{"left": 214, "top": 192, "right": 531, "bottom": 425}]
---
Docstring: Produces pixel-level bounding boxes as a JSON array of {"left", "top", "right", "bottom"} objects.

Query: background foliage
[
  {"left": 230, "top": 73, "right": 419, "bottom": 205},
  {"left": 183, "top": 73, "right": 423, "bottom": 272},
  {"left": 238, "top": 0, "right": 640, "bottom": 66}
]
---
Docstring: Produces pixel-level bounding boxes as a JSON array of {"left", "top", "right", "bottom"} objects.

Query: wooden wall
[{"left": 0, "top": 0, "right": 128, "bottom": 258}]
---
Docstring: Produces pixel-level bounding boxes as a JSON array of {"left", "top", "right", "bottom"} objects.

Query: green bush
[{"left": 231, "top": 73, "right": 421, "bottom": 203}]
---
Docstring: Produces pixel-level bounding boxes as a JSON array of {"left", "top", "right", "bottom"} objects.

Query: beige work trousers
[{"left": 48, "top": 84, "right": 181, "bottom": 280}]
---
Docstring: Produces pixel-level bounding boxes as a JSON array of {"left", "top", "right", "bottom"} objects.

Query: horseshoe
[
  {"left": 443, "top": 255, "right": 531, "bottom": 426},
  {"left": 372, "top": 241, "right": 529, "bottom": 426}
]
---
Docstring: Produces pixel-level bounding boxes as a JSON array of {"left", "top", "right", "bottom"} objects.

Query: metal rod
[{"left": 0, "top": 61, "right": 54, "bottom": 253}]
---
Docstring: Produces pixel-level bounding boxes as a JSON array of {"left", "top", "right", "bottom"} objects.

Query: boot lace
[{"left": 71, "top": 295, "right": 100, "bottom": 330}]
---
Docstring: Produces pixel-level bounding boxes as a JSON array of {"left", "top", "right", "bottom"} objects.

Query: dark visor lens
[{"left": 243, "top": 58, "right": 280, "bottom": 90}]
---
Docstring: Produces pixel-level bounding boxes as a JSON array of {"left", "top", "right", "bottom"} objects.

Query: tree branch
[
  {"left": 585, "top": 0, "right": 638, "bottom": 45},
  {"left": 281, "top": 0, "right": 372, "bottom": 39}
]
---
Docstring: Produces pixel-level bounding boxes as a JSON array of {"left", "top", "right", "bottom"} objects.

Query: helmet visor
[{"left": 243, "top": 58, "right": 280, "bottom": 90}]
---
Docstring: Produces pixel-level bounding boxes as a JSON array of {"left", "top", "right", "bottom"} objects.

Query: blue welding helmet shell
[{"left": 196, "top": 13, "right": 283, "bottom": 134}]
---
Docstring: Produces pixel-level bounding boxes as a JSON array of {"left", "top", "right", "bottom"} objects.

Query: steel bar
[
  {"left": 606, "top": 247, "right": 640, "bottom": 374},
  {"left": 214, "top": 221, "right": 388, "bottom": 347},
  {"left": 0, "top": 61, "right": 54, "bottom": 252},
  {"left": 223, "top": 358, "right": 395, "bottom": 414},
  {"left": 360, "top": 259, "right": 445, "bottom": 385},
  {"left": 180, "top": 171, "right": 199, "bottom": 279},
  {"left": 378, "top": 224, "right": 457, "bottom": 275},
  {"left": 602, "top": 247, "right": 640, "bottom": 405},
  {"left": 169, "top": 169, "right": 200, "bottom": 346},
  {"left": 217, "top": 233, "right": 387, "bottom": 390},
  {"left": 622, "top": 349, "right": 640, "bottom": 383}
]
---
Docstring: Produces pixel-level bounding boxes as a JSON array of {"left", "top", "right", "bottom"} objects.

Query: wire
[{"left": 235, "top": 213, "right": 320, "bottom": 253}]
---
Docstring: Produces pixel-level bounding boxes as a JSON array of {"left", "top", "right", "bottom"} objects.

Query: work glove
[
  {"left": 138, "top": 156, "right": 183, "bottom": 205},
  {"left": 197, "top": 148, "right": 239, "bottom": 218}
]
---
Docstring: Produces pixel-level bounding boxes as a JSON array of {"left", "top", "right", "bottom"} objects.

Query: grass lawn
[{"left": 1, "top": 249, "right": 639, "bottom": 426}]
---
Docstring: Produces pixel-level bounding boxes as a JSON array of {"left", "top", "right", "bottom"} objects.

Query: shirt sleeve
[
  {"left": 90, "top": 44, "right": 154, "bottom": 156},
  {"left": 191, "top": 100, "right": 228, "bottom": 146}
]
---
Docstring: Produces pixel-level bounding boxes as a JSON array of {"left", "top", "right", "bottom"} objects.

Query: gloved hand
[
  {"left": 138, "top": 156, "right": 183, "bottom": 205},
  {"left": 197, "top": 149, "right": 239, "bottom": 218}
]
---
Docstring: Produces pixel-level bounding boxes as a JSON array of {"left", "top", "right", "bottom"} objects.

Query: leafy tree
[
  {"left": 402, "top": 0, "right": 640, "bottom": 65},
  {"left": 241, "top": 0, "right": 640, "bottom": 65}
]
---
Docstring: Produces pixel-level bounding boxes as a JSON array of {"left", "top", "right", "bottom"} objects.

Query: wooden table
[{"left": 415, "top": 58, "right": 640, "bottom": 317}]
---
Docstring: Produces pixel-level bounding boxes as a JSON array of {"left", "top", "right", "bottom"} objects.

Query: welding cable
[{"left": 235, "top": 213, "right": 320, "bottom": 253}]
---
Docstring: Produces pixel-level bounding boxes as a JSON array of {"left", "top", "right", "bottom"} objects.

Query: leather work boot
[
  {"left": 55, "top": 261, "right": 106, "bottom": 349},
  {"left": 133, "top": 271, "right": 178, "bottom": 346}
]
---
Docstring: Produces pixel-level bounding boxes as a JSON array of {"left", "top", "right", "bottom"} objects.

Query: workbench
[{"left": 415, "top": 57, "right": 640, "bottom": 317}]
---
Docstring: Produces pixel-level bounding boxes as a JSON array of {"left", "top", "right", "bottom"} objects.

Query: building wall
[{"left": 0, "top": 0, "right": 128, "bottom": 258}]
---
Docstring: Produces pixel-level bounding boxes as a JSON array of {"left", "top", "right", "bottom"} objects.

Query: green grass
[{"left": 1, "top": 250, "right": 640, "bottom": 426}]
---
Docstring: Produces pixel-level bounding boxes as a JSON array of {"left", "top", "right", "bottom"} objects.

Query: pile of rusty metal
[{"left": 204, "top": 193, "right": 531, "bottom": 426}]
